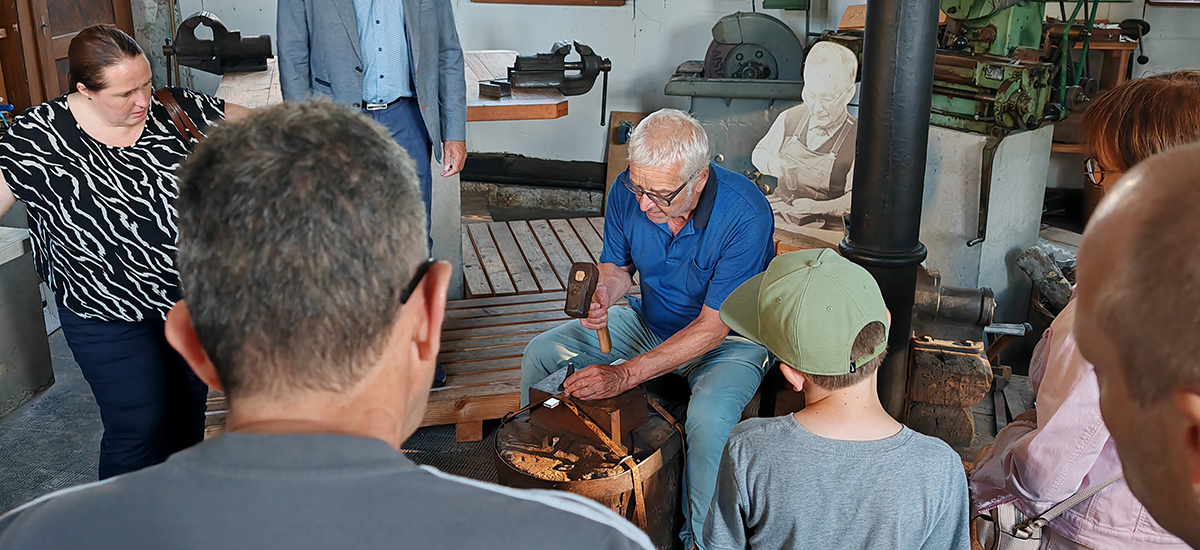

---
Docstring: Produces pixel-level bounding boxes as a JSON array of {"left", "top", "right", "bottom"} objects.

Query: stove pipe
[{"left": 839, "top": 0, "right": 941, "bottom": 418}]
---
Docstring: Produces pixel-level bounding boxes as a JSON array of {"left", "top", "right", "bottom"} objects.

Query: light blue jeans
[{"left": 520, "top": 305, "right": 771, "bottom": 549}]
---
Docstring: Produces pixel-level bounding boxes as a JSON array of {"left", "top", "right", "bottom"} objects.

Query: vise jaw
[{"left": 163, "top": 12, "right": 273, "bottom": 75}]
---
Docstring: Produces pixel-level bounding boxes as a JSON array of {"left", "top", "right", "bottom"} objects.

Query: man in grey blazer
[{"left": 278, "top": 0, "right": 467, "bottom": 386}]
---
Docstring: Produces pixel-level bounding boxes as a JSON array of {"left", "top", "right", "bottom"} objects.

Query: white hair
[
  {"left": 626, "top": 109, "right": 710, "bottom": 187},
  {"left": 804, "top": 41, "right": 858, "bottom": 90}
]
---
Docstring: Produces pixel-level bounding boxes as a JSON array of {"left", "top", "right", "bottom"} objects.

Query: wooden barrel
[{"left": 493, "top": 408, "right": 684, "bottom": 550}]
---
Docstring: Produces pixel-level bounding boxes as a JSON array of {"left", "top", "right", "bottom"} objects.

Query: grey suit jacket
[{"left": 277, "top": 0, "right": 467, "bottom": 161}]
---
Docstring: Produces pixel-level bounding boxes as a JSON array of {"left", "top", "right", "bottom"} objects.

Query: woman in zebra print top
[{"left": 0, "top": 25, "right": 250, "bottom": 479}]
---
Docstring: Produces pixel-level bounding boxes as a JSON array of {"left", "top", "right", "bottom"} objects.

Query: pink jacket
[{"left": 970, "top": 300, "right": 1186, "bottom": 549}]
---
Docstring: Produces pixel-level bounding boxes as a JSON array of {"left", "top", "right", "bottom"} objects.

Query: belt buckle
[{"left": 364, "top": 102, "right": 388, "bottom": 111}]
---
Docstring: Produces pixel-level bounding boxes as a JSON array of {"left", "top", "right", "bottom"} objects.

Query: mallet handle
[{"left": 597, "top": 327, "right": 612, "bottom": 354}]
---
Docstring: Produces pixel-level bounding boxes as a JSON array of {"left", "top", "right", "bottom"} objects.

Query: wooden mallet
[{"left": 565, "top": 262, "right": 612, "bottom": 354}]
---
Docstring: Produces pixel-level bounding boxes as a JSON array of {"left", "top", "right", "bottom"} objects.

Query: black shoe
[{"left": 432, "top": 363, "right": 447, "bottom": 389}]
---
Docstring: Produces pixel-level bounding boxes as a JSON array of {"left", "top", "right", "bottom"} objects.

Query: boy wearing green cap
[{"left": 705, "top": 249, "right": 970, "bottom": 550}]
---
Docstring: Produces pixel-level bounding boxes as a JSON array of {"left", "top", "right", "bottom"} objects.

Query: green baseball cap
[{"left": 720, "top": 249, "right": 889, "bottom": 376}]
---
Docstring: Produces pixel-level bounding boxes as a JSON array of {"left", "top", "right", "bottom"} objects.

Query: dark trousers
[
  {"left": 367, "top": 97, "right": 434, "bottom": 247},
  {"left": 58, "top": 305, "right": 209, "bottom": 479}
]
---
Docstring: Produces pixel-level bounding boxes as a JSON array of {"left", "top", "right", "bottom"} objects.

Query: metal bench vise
[{"left": 163, "top": 12, "right": 273, "bottom": 76}]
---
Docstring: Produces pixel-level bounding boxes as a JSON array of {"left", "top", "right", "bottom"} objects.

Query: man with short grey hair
[
  {"left": 520, "top": 108, "right": 775, "bottom": 549},
  {"left": 1074, "top": 142, "right": 1200, "bottom": 549},
  {"left": 0, "top": 102, "right": 652, "bottom": 550}
]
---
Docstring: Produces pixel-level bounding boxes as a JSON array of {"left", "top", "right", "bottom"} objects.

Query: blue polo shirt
[{"left": 599, "top": 164, "right": 775, "bottom": 341}]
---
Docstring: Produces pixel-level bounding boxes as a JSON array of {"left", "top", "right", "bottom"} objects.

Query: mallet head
[{"left": 564, "top": 262, "right": 599, "bottom": 318}]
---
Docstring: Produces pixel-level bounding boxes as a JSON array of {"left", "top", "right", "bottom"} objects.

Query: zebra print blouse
[{"left": 0, "top": 88, "right": 224, "bottom": 322}]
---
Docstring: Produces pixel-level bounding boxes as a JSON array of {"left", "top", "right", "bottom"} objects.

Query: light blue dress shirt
[{"left": 353, "top": 0, "right": 414, "bottom": 104}]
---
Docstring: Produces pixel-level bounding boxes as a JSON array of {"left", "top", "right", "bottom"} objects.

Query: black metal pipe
[{"left": 838, "top": 0, "right": 941, "bottom": 418}]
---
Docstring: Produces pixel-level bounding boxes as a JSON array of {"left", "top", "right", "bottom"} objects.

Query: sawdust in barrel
[{"left": 498, "top": 425, "right": 626, "bottom": 482}]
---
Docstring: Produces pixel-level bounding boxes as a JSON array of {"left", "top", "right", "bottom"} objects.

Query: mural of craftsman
[{"left": 752, "top": 41, "right": 858, "bottom": 242}]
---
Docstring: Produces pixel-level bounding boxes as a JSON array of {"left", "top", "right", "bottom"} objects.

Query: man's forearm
[
  {"left": 599, "top": 262, "right": 633, "bottom": 308},
  {"left": 624, "top": 311, "right": 729, "bottom": 385}
]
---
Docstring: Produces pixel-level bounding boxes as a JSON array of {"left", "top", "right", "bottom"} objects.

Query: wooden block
[
  {"left": 907, "top": 402, "right": 975, "bottom": 447},
  {"left": 529, "top": 387, "right": 648, "bottom": 450},
  {"left": 1016, "top": 246, "right": 1072, "bottom": 314},
  {"left": 528, "top": 219, "right": 576, "bottom": 286},
  {"left": 570, "top": 217, "right": 605, "bottom": 263},
  {"left": 838, "top": 5, "right": 868, "bottom": 30},
  {"left": 910, "top": 338, "right": 993, "bottom": 407},
  {"left": 838, "top": 5, "right": 945, "bottom": 29},
  {"left": 422, "top": 388, "right": 521, "bottom": 427},
  {"left": 462, "top": 231, "right": 492, "bottom": 298},
  {"left": 508, "top": 221, "right": 563, "bottom": 292},
  {"left": 467, "top": 223, "right": 517, "bottom": 296},
  {"left": 488, "top": 222, "right": 540, "bottom": 294},
  {"left": 456, "top": 421, "right": 485, "bottom": 442},
  {"left": 551, "top": 219, "right": 595, "bottom": 265}
]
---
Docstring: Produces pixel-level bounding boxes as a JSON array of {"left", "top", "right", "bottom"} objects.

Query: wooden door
[{"left": 29, "top": 0, "right": 133, "bottom": 97}]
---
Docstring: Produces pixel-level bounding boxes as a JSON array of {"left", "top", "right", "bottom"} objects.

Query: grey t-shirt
[
  {"left": 0, "top": 433, "right": 653, "bottom": 550},
  {"left": 703, "top": 415, "right": 970, "bottom": 550}
]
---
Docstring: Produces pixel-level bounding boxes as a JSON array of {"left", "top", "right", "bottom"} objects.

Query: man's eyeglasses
[
  {"left": 620, "top": 169, "right": 696, "bottom": 208},
  {"left": 400, "top": 259, "right": 435, "bottom": 304},
  {"left": 1083, "top": 158, "right": 1110, "bottom": 187}
]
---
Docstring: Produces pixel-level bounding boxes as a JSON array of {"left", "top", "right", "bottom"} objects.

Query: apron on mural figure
[{"left": 768, "top": 107, "right": 851, "bottom": 228}]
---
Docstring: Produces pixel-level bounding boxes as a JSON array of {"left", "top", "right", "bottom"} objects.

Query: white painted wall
[{"left": 159, "top": 0, "right": 1198, "bottom": 164}]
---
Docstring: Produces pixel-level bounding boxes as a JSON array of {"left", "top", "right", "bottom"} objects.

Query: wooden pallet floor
[
  {"left": 429, "top": 287, "right": 638, "bottom": 441},
  {"left": 462, "top": 217, "right": 606, "bottom": 299},
  {"left": 205, "top": 216, "right": 636, "bottom": 442}
]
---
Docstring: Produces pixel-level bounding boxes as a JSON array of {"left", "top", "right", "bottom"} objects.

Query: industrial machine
[
  {"left": 664, "top": 12, "right": 805, "bottom": 188},
  {"left": 932, "top": 0, "right": 1148, "bottom": 137},
  {"left": 162, "top": 12, "right": 273, "bottom": 83}
]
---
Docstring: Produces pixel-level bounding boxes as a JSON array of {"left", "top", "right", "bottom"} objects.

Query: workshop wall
[
  {"left": 130, "top": 0, "right": 178, "bottom": 88},
  {"left": 143, "top": 0, "right": 1198, "bottom": 166}
]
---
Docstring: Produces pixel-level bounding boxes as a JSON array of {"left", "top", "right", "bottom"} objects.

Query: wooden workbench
[
  {"left": 216, "top": 53, "right": 567, "bottom": 123},
  {"left": 464, "top": 50, "right": 568, "bottom": 122},
  {"left": 214, "top": 59, "right": 283, "bottom": 108}
]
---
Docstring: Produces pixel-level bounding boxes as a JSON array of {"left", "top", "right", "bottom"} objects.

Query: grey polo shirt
[{"left": 0, "top": 433, "right": 653, "bottom": 550}]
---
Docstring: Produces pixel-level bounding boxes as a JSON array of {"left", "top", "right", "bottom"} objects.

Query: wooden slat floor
[{"left": 463, "top": 217, "right": 608, "bottom": 299}]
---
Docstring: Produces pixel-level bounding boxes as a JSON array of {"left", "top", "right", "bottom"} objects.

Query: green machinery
[{"left": 931, "top": 0, "right": 1118, "bottom": 136}]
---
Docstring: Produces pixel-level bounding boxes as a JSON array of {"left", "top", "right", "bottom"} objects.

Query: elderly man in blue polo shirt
[{"left": 521, "top": 109, "right": 775, "bottom": 549}]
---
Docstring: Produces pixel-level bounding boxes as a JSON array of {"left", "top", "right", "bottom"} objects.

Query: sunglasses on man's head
[
  {"left": 400, "top": 259, "right": 435, "bottom": 304},
  {"left": 619, "top": 169, "right": 697, "bottom": 208}
]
